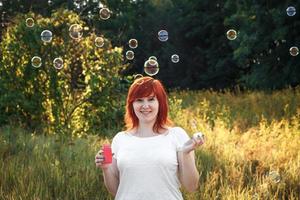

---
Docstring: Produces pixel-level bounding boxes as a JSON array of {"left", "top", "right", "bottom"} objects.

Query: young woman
[{"left": 95, "top": 76, "right": 204, "bottom": 200}]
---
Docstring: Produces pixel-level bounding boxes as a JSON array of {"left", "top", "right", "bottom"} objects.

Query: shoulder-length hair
[{"left": 124, "top": 76, "right": 173, "bottom": 133}]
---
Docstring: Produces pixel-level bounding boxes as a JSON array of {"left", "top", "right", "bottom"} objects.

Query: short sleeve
[
  {"left": 171, "top": 127, "right": 191, "bottom": 151},
  {"left": 111, "top": 131, "right": 123, "bottom": 159}
]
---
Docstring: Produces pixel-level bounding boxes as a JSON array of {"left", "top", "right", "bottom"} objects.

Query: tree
[
  {"left": 224, "top": 0, "right": 300, "bottom": 89},
  {"left": 0, "top": 9, "right": 129, "bottom": 136}
]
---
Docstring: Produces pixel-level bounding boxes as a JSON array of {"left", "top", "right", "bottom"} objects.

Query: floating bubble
[
  {"left": 95, "top": 37, "right": 105, "bottom": 47},
  {"left": 69, "top": 24, "right": 83, "bottom": 40},
  {"left": 31, "top": 56, "right": 42, "bottom": 68},
  {"left": 289, "top": 46, "right": 299, "bottom": 56},
  {"left": 286, "top": 6, "right": 296, "bottom": 16},
  {"left": 53, "top": 57, "right": 64, "bottom": 69},
  {"left": 158, "top": 30, "right": 168, "bottom": 42},
  {"left": 171, "top": 54, "right": 179, "bottom": 63},
  {"left": 133, "top": 74, "right": 143, "bottom": 80},
  {"left": 226, "top": 29, "right": 237, "bottom": 40},
  {"left": 129, "top": 39, "right": 138, "bottom": 49},
  {"left": 144, "top": 59, "right": 159, "bottom": 76},
  {"left": 148, "top": 56, "right": 157, "bottom": 61},
  {"left": 25, "top": 17, "right": 34, "bottom": 27},
  {"left": 48, "top": 0, "right": 53, "bottom": 6},
  {"left": 126, "top": 50, "right": 134, "bottom": 60},
  {"left": 41, "top": 30, "right": 53, "bottom": 43},
  {"left": 268, "top": 171, "right": 281, "bottom": 183},
  {"left": 99, "top": 8, "right": 111, "bottom": 20}
]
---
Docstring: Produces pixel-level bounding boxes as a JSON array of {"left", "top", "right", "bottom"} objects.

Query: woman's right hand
[{"left": 95, "top": 149, "right": 111, "bottom": 170}]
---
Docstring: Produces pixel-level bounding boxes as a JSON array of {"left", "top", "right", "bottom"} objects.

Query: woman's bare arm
[{"left": 177, "top": 150, "right": 200, "bottom": 192}]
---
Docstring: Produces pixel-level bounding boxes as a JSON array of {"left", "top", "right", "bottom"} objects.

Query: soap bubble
[
  {"left": 129, "top": 39, "right": 138, "bottom": 49},
  {"left": 268, "top": 171, "right": 281, "bottom": 183},
  {"left": 126, "top": 50, "right": 134, "bottom": 60},
  {"left": 144, "top": 59, "right": 159, "bottom": 76},
  {"left": 286, "top": 6, "right": 296, "bottom": 16},
  {"left": 53, "top": 57, "right": 64, "bottom": 69},
  {"left": 289, "top": 46, "right": 299, "bottom": 56},
  {"left": 25, "top": 18, "right": 34, "bottom": 27},
  {"left": 99, "top": 8, "right": 111, "bottom": 20},
  {"left": 31, "top": 56, "right": 42, "bottom": 68},
  {"left": 95, "top": 37, "right": 105, "bottom": 48},
  {"left": 48, "top": 0, "right": 53, "bottom": 6},
  {"left": 226, "top": 29, "right": 237, "bottom": 40},
  {"left": 158, "top": 30, "right": 168, "bottom": 42},
  {"left": 41, "top": 30, "right": 52, "bottom": 43},
  {"left": 148, "top": 56, "right": 157, "bottom": 61},
  {"left": 171, "top": 54, "right": 179, "bottom": 63},
  {"left": 69, "top": 24, "right": 83, "bottom": 40},
  {"left": 133, "top": 74, "right": 143, "bottom": 80}
]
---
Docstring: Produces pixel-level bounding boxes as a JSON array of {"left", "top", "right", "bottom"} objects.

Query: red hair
[{"left": 124, "top": 76, "right": 173, "bottom": 133}]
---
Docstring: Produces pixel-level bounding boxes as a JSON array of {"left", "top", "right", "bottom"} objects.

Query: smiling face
[
  {"left": 124, "top": 77, "right": 173, "bottom": 132},
  {"left": 132, "top": 94, "right": 159, "bottom": 124}
]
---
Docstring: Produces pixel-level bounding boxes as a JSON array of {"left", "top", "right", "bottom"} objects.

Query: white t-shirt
[{"left": 111, "top": 127, "right": 191, "bottom": 200}]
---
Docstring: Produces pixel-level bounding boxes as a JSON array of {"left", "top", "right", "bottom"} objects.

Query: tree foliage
[
  {"left": 1, "top": 1, "right": 300, "bottom": 133},
  {"left": 0, "top": 9, "right": 129, "bottom": 136},
  {"left": 102, "top": 0, "right": 300, "bottom": 89},
  {"left": 1, "top": 0, "right": 299, "bottom": 90}
]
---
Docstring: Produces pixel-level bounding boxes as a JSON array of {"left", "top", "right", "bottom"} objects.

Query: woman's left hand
[{"left": 181, "top": 132, "right": 205, "bottom": 154}]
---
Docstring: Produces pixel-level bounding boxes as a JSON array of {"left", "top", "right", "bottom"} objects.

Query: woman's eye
[
  {"left": 148, "top": 97, "right": 155, "bottom": 101},
  {"left": 136, "top": 99, "right": 143, "bottom": 102}
]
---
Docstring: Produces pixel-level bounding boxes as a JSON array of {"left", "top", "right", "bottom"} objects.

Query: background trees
[
  {"left": 1, "top": 0, "right": 299, "bottom": 89},
  {"left": 0, "top": 0, "right": 299, "bottom": 133},
  {"left": 0, "top": 9, "right": 129, "bottom": 135}
]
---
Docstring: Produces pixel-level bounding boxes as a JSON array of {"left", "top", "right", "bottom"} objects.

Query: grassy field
[{"left": 1, "top": 88, "right": 299, "bottom": 200}]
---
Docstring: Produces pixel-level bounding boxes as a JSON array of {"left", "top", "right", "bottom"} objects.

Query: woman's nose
[{"left": 142, "top": 103, "right": 149, "bottom": 108}]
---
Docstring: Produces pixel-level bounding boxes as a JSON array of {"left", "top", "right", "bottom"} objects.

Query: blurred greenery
[{"left": 0, "top": 9, "right": 131, "bottom": 136}]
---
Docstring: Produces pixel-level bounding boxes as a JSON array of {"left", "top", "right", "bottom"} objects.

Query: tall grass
[
  {"left": 0, "top": 127, "right": 111, "bottom": 200},
  {"left": 1, "top": 88, "right": 300, "bottom": 199}
]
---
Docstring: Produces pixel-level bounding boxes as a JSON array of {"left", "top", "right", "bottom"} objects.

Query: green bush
[{"left": 0, "top": 9, "right": 130, "bottom": 136}]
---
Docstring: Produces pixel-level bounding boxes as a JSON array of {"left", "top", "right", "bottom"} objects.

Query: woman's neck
[
  {"left": 132, "top": 124, "right": 169, "bottom": 137},
  {"left": 136, "top": 122, "right": 156, "bottom": 137}
]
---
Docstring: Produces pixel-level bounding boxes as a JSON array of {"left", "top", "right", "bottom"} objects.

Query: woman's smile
[{"left": 133, "top": 95, "right": 159, "bottom": 123}]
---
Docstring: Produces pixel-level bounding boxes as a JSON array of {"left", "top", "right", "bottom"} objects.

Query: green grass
[
  {"left": 0, "top": 128, "right": 111, "bottom": 200},
  {"left": 1, "top": 88, "right": 300, "bottom": 199}
]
